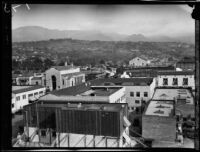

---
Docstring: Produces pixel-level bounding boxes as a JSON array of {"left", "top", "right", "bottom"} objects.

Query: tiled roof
[
  {"left": 157, "top": 71, "right": 194, "bottom": 75},
  {"left": 51, "top": 65, "right": 75, "bottom": 71},
  {"left": 12, "top": 85, "right": 45, "bottom": 94}
]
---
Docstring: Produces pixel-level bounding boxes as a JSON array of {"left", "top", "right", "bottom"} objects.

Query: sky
[{"left": 12, "top": 4, "right": 194, "bottom": 37}]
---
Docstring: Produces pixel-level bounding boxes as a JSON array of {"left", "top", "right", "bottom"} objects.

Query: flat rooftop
[
  {"left": 145, "top": 100, "right": 174, "bottom": 117},
  {"left": 157, "top": 71, "right": 194, "bottom": 75},
  {"left": 152, "top": 87, "right": 193, "bottom": 101},
  {"left": 12, "top": 85, "right": 45, "bottom": 94},
  {"left": 51, "top": 83, "right": 122, "bottom": 97}
]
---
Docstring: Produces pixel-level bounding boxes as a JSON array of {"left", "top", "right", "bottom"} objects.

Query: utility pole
[{"left": 189, "top": 2, "right": 200, "bottom": 150}]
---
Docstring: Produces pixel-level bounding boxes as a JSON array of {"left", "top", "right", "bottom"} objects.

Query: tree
[{"left": 44, "top": 58, "right": 55, "bottom": 70}]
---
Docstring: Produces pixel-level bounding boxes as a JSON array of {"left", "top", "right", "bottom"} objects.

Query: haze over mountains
[{"left": 12, "top": 26, "right": 194, "bottom": 44}]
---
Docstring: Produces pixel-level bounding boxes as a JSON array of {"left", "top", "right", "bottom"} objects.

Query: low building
[
  {"left": 152, "top": 87, "right": 195, "bottom": 118},
  {"left": 14, "top": 103, "right": 136, "bottom": 147},
  {"left": 45, "top": 65, "right": 85, "bottom": 91},
  {"left": 30, "top": 77, "right": 45, "bottom": 86},
  {"left": 12, "top": 85, "right": 46, "bottom": 113},
  {"left": 142, "top": 87, "right": 195, "bottom": 147},
  {"left": 15, "top": 73, "right": 34, "bottom": 85},
  {"left": 129, "top": 57, "right": 149, "bottom": 67},
  {"left": 40, "top": 84, "right": 126, "bottom": 104},
  {"left": 142, "top": 100, "right": 176, "bottom": 144},
  {"left": 157, "top": 71, "right": 195, "bottom": 91},
  {"left": 88, "top": 78, "right": 156, "bottom": 112}
]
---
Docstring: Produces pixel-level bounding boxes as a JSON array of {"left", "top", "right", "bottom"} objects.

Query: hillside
[
  {"left": 12, "top": 26, "right": 195, "bottom": 44},
  {"left": 12, "top": 38, "right": 195, "bottom": 66}
]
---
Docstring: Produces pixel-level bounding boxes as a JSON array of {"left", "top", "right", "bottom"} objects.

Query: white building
[
  {"left": 129, "top": 57, "right": 149, "bottom": 67},
  {"left": 12, "top": 85, "right": 46, "bottom": 113},
  {"left": 40, "top": 84, "right": 126, "bottom": 104},
  {"left": 45, "top": 65, "right": 85, "bottom": 91},
  {"left": 157, "top": 71, "right": 195, "bottom": 91},
  {"left": 30, "top": 73, "right": 45, "bottom": 86},
  {"left": 88, "top": 78, "right": 156, "bottom": 112}
]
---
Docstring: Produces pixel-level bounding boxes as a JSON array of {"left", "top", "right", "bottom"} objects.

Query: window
[
  {"left": 39, "top": 91, "right": 43, "bottom": 95},
  {"left": 136, "top": 92, "right": 140, "bottom": 97},
  {"left": 135, "top": 100, "right": 140, "bottom": 104},
  {"left": 16, "top": 96, "right": 20, "bottom": 101},
  {"left": 131, "top": 107, "right": 134, "bottom": 110},
  {"left": 130, "top": 92, "right": 134, "bottom": 97},
  {"left": 12, "top": 103, "right": 14, "bottom": 108},
  {"left": 144, "top": 92, "right": 148, "bottom": 97},
  {"left": 163, "top": 78, "right": 168, "bottom": 86},
  {"left": 34, "top": 92, "right": 38, "bottom": 96},
  {"left": 63, "top": 79, "right": 64, "bottom": 85},
  {"left": 172, "top": 78, "right": 178, "bottom": 86},
  {"left": 28, "top": 94, "right": 33, "bottom": 97},
  {"left": 23, "top": 95, "right": 26, "bottom": 99},
  {"left": 183, "top": 78, "right": 188, "bottom": 85}
]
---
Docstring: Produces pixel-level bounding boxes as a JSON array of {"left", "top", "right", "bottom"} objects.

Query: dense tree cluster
[{"left": 12, "top": 57, "right": 55, "bottom": 72}]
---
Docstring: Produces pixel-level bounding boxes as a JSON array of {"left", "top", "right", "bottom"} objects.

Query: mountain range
[{"left": 12, "top": 26, "right": 194, "bottom": 44}]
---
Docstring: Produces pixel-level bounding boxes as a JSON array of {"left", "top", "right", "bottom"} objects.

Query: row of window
[
  {"left": 163, "top": 78, "right": 188, "bottom": 86},
  {"left": 16, "top": 91, "right": 44, "bottom": 101},
  {"left": 130, "top": 92, "right": 148, "bottom": 97}
]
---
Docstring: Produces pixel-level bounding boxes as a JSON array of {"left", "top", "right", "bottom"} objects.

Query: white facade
[
  {"left": 129, "top": 57, "right": 148, "bottom": 67},
  {"left": 45, "top": 66, "right": 85, "bottom": 91},
  {"left": 157, "top": 74, "right": 195, "bottom": 90},
  {"left": 12, "top": 87, "right": 46, "bottom": 113}
]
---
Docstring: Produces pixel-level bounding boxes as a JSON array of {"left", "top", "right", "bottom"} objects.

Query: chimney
[{"left": 65, "top": 61, "right": 68, "bottom": 66}]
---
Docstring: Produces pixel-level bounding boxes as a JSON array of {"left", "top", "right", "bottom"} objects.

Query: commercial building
[
  {"left": 88, "top": 78, "right": 156, "bottom": 112},
  {"left": 14, "top": 103, "right": 136, "bottom": 147},
  {"left": 157, "top": 71, "right": 195, "bottom": 91},
  {"left": 12, "top": 85, "right": 46, "bottom": 113},
  {"left": 45, "top": 65, "right": 85, "bottom": 91}
]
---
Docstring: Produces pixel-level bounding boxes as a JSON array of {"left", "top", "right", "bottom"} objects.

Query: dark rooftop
[
  {"left": 89, "top": 78, "right": 154, "bottom": 86},
  {"left": 25, "top": 102, "right": 127, "bottom": 112},
  {"left": 31, "top": 77, "right": 42, "bottom": 80},
  {"left": 124, "top": 65, "right": 175, "bottom": 71},
  {"left": 177, "top": 57, "right": 195, "bottom": 64},
  {"left": 50, "top": 83, "right": 90, "bottom": 96},
  {"left": 157, "top": 71, "right": 194, "bottom": 75},
  {"left": 12, "top": 85, "right": 45, "bottom": 94}
]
